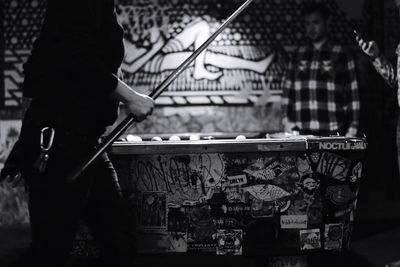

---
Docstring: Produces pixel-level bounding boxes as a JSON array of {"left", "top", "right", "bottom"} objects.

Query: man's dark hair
[{"left": 302, "top": 2, "right": 331, "bottom": 19}]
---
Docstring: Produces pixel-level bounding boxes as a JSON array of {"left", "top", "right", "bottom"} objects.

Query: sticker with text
[
  {"left": 227, "top": 174, "right": 247, "bottom": 187},
  {"left": 300, "top": 229, "right": 321, "bottom": 250},
  {"left": 280, "top": 215, "right": 308, "bottom": 229},
  {"left": 318, "top": 141, "right": 366, "bottom": 150}
]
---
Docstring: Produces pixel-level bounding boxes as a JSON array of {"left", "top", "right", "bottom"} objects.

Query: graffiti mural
[{"left": 2, "top": 0, "right": 366, "bottom": 108}]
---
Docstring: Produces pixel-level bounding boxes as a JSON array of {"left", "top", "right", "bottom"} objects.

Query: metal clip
[
  {"left": 33, "top": 127, "right": 55, "bottom": 173},
  {"left": 40, "top": 127, "right": 55, "bottom": 151}
]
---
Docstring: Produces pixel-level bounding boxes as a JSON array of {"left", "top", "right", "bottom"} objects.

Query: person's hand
[
  {"left": 117, "top": 68, "right": 125, "bottom": 80},
  {"left": 126, "top": 91, "right": 155, "bottom": 122},
  {"left": 355, "top": 35, "right": 380, "bottom": 59},
  {"left": 345, "top": 127, "right": 357, "bottom": 138},
  {"left": 282, "top": 117, "right": 296, "bottom": 133},
  {"left": 0, "top": 162, "right": 24, "bottom": 188},
  {"left": 0, "top": 141, "right": 25, "bottom": 188},
  {"left": 112, "top": 80, "right": 155, "bottom": 121}
]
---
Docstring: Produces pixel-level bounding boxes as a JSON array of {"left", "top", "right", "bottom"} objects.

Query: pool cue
[{"left": 66, "top": 0, "right": 254, "bottom": 183}]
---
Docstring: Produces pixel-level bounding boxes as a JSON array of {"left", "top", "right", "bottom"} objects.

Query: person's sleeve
[
  {"left": 53, "top": 0, "right": 119, "bottom": 96},
  {"left": 281, "top": 60, "right": 296, "bottom": 123},
  {"left": 371, "top": 54, "right": 397, "bottom": 89},
  {"left": 343, "top": 51, "right": 360, "bottom": 133}
]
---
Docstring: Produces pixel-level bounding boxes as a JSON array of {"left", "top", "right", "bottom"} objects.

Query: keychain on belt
[{"left": 33, "top": 127, "right": 55, "bottom": 173}]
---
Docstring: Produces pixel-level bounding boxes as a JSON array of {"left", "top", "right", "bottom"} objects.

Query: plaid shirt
[{"left": 282, "top": 41, "right": 360, "bottom": 134}]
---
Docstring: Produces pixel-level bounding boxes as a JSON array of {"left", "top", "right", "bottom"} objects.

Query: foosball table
[{"left": 73, "top": 132, "right": 366, "bottom": 262}]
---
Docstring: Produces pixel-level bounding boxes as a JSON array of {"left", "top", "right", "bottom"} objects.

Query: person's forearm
[
  {"left": 111, "top": 79, "right": 155, "bottom": 120},
  {"left": 347, "top": 104, "right": 360, "bottom": 137},
  {"left": 347, "top": 70, "right": 360, "bottom": 137},
  {"left": 111, "top": 79, "right": 141, "bottom": 104},
  {"left": 372, "top": 54, "right": 397, "bottom": 89}
]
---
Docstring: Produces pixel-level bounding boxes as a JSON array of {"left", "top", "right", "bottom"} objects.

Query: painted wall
[{"left": 2, "top": 0, "right": 363, "bottom": 108}]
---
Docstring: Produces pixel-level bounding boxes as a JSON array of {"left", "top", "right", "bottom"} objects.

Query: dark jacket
[{"left": 23, "top": 0, "right": 124, "bottom": 128}]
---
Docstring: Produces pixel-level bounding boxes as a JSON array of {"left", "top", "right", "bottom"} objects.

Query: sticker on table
[
  {"left": 227, "top": 174, "right": 247, "bottom": 187},
  {"left": 324, "top": 223, "right": 343, "bottom": 251},
  {"left": 280, "top": 215, "right": 308, "bottom": 229},
  {"left": 243, "top": 158, "right": 294, "bottom": 181},
  {"left": 250, "top": 199, "right": 274, "bottom": 218},
  {"left": 334, "top": 208, "right": 350, "bottom": 219},
  {"left": 307, "top": 198, "right": 323, "bottom": 225},
  {"left": 186, "top": 205, "right": 217, "bottom": 252},
  {"left": 269, "top": 256, "right": 308, "bottom": 267},
  {"left": 167, "top": 206, "right": 188, "bottom": 232},
  {"left": 325, "top": 185, "right": 356, "bottom": 206},
  {"left": 225, "top": 203, "right": 252, "bottom": 216},
  {"left": 139, "top": 231, "right": 187, "bottom": 253},
  {"left": 224, "top": 186, "right": 246, "bottom": 202},
  {"left": 308, "top": 152, "right": 321, "bottom": 165},
  {"left": 276, "top": 199, "right": 292, "bottom": 213},
  {"left": 349, "top": 162, "right": 362, "bottom": 183},
  {"left": 216, "top": 229, "right": 243, "bottom": 255},
  {"left": 297, "top": 155, "right": 313, "bottom": 175},
  {"left": 243, "top": 184, "right": 291, "bottom": 201},
  {"left": 297, "top": 174, "right": 319, "bottom": 196},
  {"left": 167, "top": 232, "right": 188, "bottom": 252},
  {"left": 343, "top": 222, "right": 354, "bottom": 249},
  {"left": 300, "top": 229, "right": 321, "bottom": 250},
  {"left": 316, "top": 152, "right": 351, "bottom": 181},
  {"left": 140, "top": 191, "right": 167, "bottom": 232}
]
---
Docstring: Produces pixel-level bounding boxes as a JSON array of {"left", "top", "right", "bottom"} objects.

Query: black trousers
[{"left": 14, "top": 103, "right": 137, "bottom": 267}]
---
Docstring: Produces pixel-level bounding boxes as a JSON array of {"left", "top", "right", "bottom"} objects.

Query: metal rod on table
[{"left": 66, "top": 0, "right": 254, "bottom": 183}]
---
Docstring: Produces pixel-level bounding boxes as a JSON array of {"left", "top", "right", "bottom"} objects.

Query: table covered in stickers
[{"left": 76, "top": 134, "right": 365, "bottom": 257}]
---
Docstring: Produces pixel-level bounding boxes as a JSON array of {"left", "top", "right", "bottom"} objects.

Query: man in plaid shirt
[{"left": 282, "top": 3, "right": 360, "bottom": 137}]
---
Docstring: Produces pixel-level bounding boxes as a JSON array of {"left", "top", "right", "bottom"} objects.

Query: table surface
[{"left": 110, "top": 133, "right": 367, "bottom": 154}]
